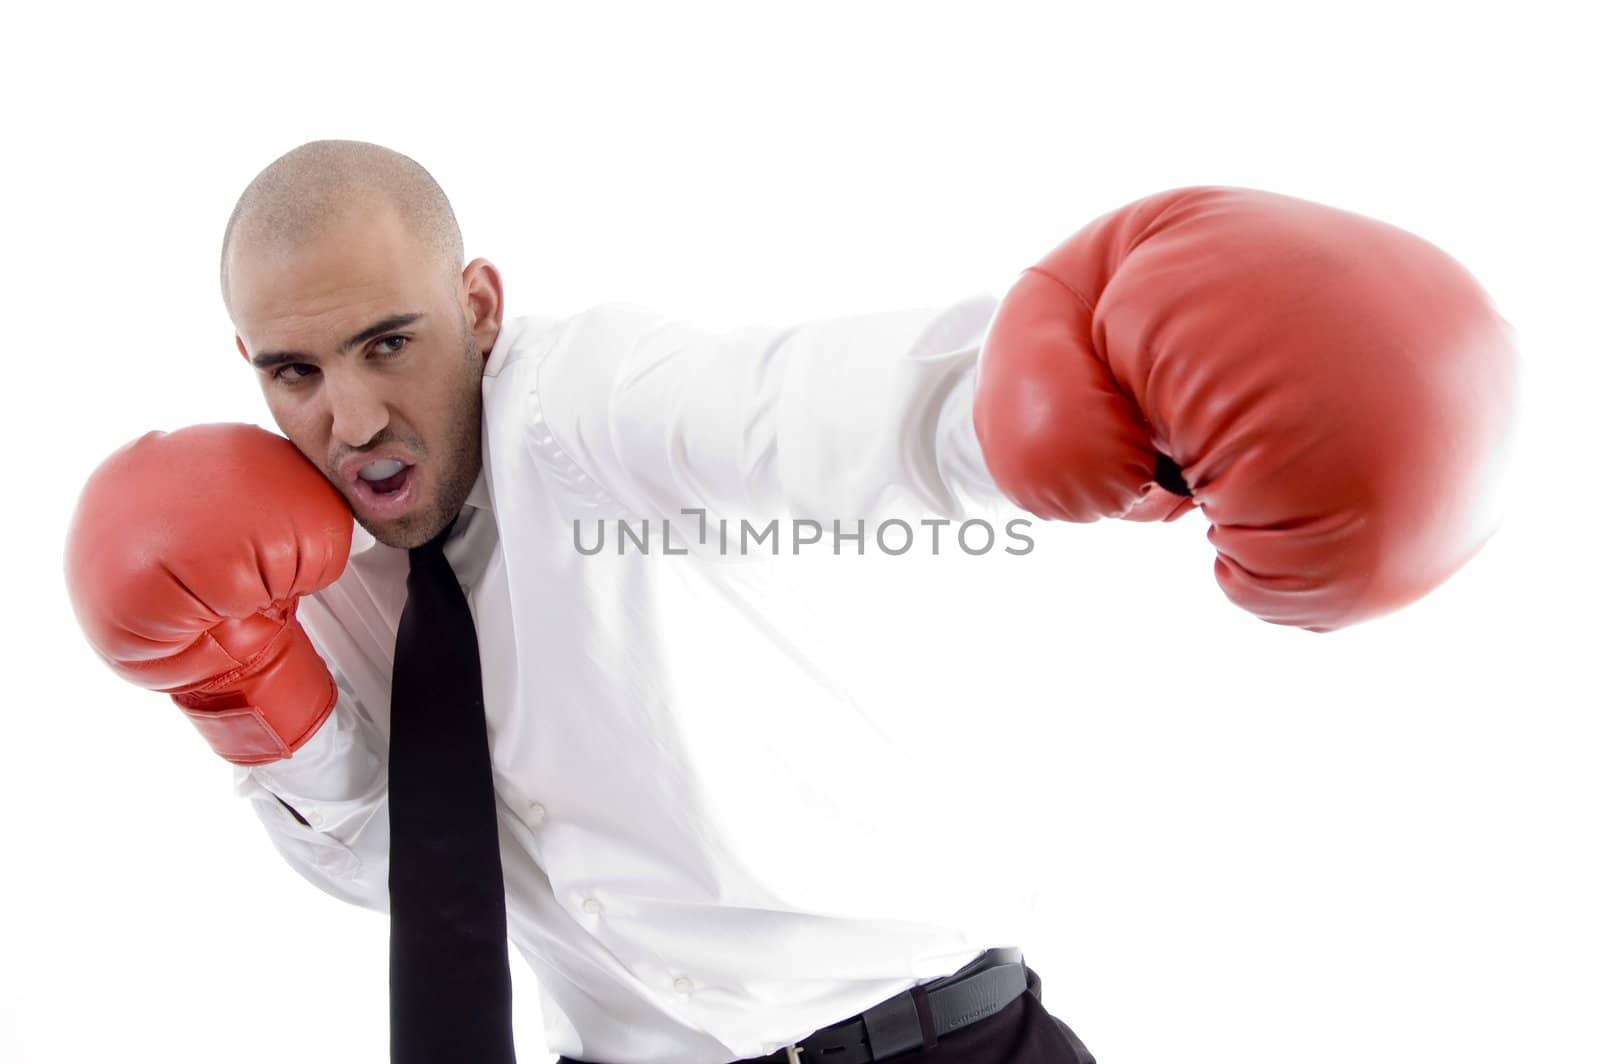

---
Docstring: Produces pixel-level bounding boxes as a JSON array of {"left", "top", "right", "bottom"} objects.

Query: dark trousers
[{"left": 557, "top": 965, "right": 1095, "bottom": 1064}]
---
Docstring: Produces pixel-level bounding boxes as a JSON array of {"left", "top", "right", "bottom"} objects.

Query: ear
[
  {"left": 236, "top": 335, "right": 250, "bottom": 362},
  {"left": 459, "top": 258, "right": 504, "bottom": 355}
]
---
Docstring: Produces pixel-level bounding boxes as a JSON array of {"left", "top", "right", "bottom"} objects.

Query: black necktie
[{"left": 388, "top": 513, "right": 517, "bottom": 1063}]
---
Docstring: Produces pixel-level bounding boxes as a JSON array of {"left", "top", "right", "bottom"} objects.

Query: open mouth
[
  {"left": 351, "top": 462, "right": 419, "bottom": 517},
  {"left": 365, "top": 466, "right": 410, "bottom": 494}
]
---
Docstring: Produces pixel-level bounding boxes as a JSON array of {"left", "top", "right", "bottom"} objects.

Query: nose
[{"left": 323, "top": 371, "right": 392, "bottom": 448}]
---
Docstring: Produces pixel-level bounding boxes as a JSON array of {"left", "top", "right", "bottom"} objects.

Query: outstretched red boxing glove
[
  {"left": 64, "top": 423, "right": 353, "bottom": 763},
  {"left": 973, "top": 186, "right": 1516, "bottom": 631}
]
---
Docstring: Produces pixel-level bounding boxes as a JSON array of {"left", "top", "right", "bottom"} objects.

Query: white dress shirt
[{"left": 234, "top": 295, "right": 1041, "bottom": 1064}]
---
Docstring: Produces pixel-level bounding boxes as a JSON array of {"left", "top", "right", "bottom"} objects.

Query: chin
[
  {"left": 357, "top": 519, "right": 405, "bottom": 550},
  {"left": 356, "top": 510, "right": 432, "bottom": 551}
]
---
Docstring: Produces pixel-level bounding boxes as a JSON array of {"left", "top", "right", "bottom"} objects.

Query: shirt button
[
  {"left": 672, "top": 977, "right": 692, "bottom": 995},
  {"left": 303, "top": 809, "right": 324, "bottom": 828},
  {"left": 581, "top": 897, "right": 602, "bottom": 915},
  {"left": 526, "top": 802, "right": 546, "bottom": 825}
]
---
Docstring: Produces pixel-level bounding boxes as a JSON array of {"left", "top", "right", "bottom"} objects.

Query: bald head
[{"left": 220, "top": 139, "right": 463, "bottom": 319}]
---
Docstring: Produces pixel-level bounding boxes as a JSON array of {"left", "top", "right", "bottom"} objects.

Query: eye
[
  {"left": 269, "top": 337, "right": 408, "bottom": 386},
  {"left": 272, "top": 363, "right": 317, "bottom": 384}
]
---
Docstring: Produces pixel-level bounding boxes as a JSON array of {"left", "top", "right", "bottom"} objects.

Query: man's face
[{"left": 228, "top": 205, "right": 491, "bottom": 550}]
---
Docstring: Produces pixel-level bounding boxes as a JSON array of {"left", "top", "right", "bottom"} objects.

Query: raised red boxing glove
[
  {"left": 973, "top": 187, "right": 1517, "bottom": 631},
  {"left": 64, "top": 423, "right": 353, "bottom": 763}
]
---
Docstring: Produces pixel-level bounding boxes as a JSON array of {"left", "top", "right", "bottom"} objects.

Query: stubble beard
[{"left": 360, "top": 325, "right": 485, "bottom": 551}]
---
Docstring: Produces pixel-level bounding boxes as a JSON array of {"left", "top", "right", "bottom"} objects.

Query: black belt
[{"left": 752, "top": 947, "right": 1028, "bottom": 1064}]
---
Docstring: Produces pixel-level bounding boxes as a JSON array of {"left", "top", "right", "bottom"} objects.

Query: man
[{"left": 64, "top": 140, "right": 1515, "bottom": 1063}]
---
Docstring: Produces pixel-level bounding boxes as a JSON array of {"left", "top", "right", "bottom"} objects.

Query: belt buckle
[{"left": 783, "top": 1045, "right": 803, "bottom": 1064}]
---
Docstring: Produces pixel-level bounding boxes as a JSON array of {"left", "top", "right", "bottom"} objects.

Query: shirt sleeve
[
  {"left": 231, "top": 666, "right": 391, "bottom": 914},
  {"left": 526, "top": 294, "right": 1018, "bottom": 531}
]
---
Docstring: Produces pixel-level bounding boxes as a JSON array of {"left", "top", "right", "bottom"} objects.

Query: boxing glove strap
[{"left": 171, "top": 619, "right": 338, "bottom": 765}]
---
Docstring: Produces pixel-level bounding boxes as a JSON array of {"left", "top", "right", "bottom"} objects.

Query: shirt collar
[{"left": 465, "top": 465, "right": 491, "bottom": 511}]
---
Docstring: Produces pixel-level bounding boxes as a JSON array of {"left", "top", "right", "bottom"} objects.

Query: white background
[{"left": 5, "top": 2, "right": 1596, "bottom": 1062}]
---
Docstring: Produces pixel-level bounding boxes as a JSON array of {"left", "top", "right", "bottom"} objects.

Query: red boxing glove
[
  {"left": 64, "top": 423, "right": 353, "bottom": 763},
  {"left": 974, "top": 187, "right": 1516, "bottom": 631}
]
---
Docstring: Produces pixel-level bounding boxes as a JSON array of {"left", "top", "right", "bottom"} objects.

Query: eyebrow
[{"left": 249, "top": 312, "right": 427, "bottom": 370}]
